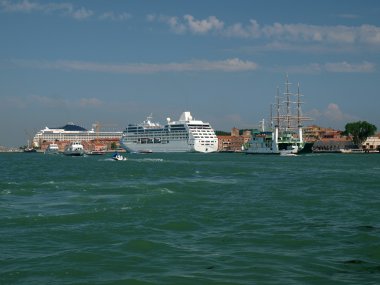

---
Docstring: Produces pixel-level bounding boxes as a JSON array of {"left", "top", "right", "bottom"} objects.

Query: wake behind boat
[{"left": 120, "top": 111, "right": 218, "bottom": 153}]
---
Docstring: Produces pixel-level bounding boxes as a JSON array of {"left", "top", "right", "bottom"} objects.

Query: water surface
[{"left": 1, "top": 152, "right": 379, "bottom": 284}]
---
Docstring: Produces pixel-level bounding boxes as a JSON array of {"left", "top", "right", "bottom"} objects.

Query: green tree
[
  {"left": 215, "top": 130, "right": 230, "bottom": 136},
  {"left": 110, "top": 142, "right": 117, "bottom": 150},
  {"left": 343, "top": 121, "right": 377, "bottom": 147}
]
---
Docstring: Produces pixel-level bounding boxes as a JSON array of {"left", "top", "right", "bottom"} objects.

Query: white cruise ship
[
  {"left": 32, "top": 123, "right": 122, "bottom": 148},
  {"left": 120, "top": 111, "right": 218, "bottom": 153}
]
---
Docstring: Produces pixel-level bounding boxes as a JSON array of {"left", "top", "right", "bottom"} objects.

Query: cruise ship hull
[{"left": 121, "top": 139, "right": 217, "bottom": 153}]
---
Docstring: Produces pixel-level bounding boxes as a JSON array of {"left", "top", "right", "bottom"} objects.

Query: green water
[{"left": 1, "top": 152, "right": 379, "bottom": 284}]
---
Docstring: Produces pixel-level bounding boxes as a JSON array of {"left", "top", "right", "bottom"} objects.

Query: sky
[{"left": 1, "top": 0, "right": 380, "bottom": 147}]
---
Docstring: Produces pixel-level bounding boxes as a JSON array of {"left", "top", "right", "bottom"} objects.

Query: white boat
[
  {"left": 120, "top": 111, "right": 218, "bottom": 153},
  {"left": 246, "top": 76, "right": 311, "bottom": 155},
  {"left": 340, "top": 148, "right": 365, "bottom": 154},
  {"left": 24, "top": 139, "right": 37, "bottom": 153},
  {"left": 112, "top": 152, "right": 127, "bottom": 161},
  {"left": 280, "top": 149, "right": 298, "bottom": 156},
  {"left": 45, "top": 143, "right": 59, "bottom": 155},
  {"left": 86, "top": 150, "right": 106, "bottom": 155},
  {"left": 63, "top": 142, "right": 84, "bottom": 156}
]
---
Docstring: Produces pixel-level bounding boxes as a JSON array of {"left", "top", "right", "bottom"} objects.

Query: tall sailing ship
[
  {"left": 246, "top": 76, "right": 312, "bottom": 155},
  {"left": 120, "top": 111, "right": 218, "bottom": 153}
]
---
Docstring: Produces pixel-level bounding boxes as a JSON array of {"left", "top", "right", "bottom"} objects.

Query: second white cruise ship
[{"left": 120, "top": 111, "right": 218, "bottom": 153}]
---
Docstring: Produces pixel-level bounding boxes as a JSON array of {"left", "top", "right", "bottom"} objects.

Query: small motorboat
[
  {"left": 45, "top": 143, "right": 60, "bottom": 155},
  {"left": 112, "top": 152, "right": 127, "bottom": 161},
  {"left": 63, "top": 141, "right": 84, "bottom": 156}
]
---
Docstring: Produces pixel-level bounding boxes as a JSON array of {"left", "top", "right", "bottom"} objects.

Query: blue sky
[{"left": 1, "top": 0, "right": 380, "bottom": 147}]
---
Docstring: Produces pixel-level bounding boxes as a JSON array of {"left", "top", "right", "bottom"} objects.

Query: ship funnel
[{"left": 179, "top": 111, "right": 193, "bottom": 122}]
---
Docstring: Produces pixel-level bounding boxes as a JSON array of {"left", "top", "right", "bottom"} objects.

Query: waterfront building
[
  {"left": 303, "top": 125, "right": 342, "bottom": 141},
  {"left": 362, "top": 134, "right": 380, "bottom": 151},
  {"left": 217, "top": 128, "right": 251, "bottom": 152}
]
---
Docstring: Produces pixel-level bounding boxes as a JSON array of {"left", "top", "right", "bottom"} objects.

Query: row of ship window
[
  {"left": 126, "top": 125, "right": 213, "bottom": 131},
  {"left": 36, "top": 135, "right": 120, "bottom": 140},
  {"left": 193, "top": 136, "right": 215, "bottom": 139},
  {"left": 125, "top": 136, "right": 217, "bottom": 143},
  {"left": 126, "top": 130, "right": 189, "bottom": 135},
  {"left": 125, "top": 135, "right": 216, "bottom": 140},
  {"left": 131, "top": 141, "right": 217, "bottom": 145},
  {"left": 125, "top": 136, "right": 188, "bottom": 143},
  {"left": 200, "top": 142, "right": 217, "bottom": 146}
]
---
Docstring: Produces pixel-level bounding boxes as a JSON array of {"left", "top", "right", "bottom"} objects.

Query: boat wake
[{"left": 133, "top": 158, "right": 164, "bottom": 163}]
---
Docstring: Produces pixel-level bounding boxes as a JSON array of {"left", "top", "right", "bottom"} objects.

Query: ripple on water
[{"left": 2, "top": 153, "right": 380, "bottom": 284}]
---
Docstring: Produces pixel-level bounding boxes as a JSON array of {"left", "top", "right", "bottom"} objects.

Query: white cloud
[
  {"left": 79, "top": 98, "right": 103, "bottom": 107},
  {"left": 251, "top": 22, "right": 380, "bottom": 45},
  {"left": 183, "top": 15, "right": 224, "bottom": 34},
  {"left": 10, "top": 58, "right": 375, "bottom": 75},
  {"left": 234, "top": 21, "right": 380, "bottom": 45},
  {"left": 224, "top": 23, "right": 249, "bottom": 38},
  {"left": 146, "top": 14, "right": 156, "bottom": 22},
  {"left": 268, "top": 61, "right": 375, "bottom": 74},
  {"left": 325, "top": 103, "right": 347, "bottom": 122},
  {"left": 30, "top": 95, "right": 68, "bottom": 108},
  {"left": 70, "top": 7, "right": 93, "bottom": 20},
  {"left": 358, "top": 24, "right": 380, "bottom": 44},
  {"left": 150, "top": 14, "right": 224, "bottom": 35},
  {"left": 151, "top": 14, "right": 187, "bottom": 34},
  {"left": 1, "top": 1, "right": 135, "bottom": 22},
  {"left": 99, "top": 11, "right": 131, "bottom": 21},
  {"left": 0, "top": 0, "right": 39, "bottom": 12},
  {"left": 4, "top": 94, "right": 104, "bottom": 109},
  {"left": 236, "top": 42, "right": 357, "bottom": 55},
  {"left": 150, "top": 14, "right": 380, "bottom": 48},
  {"left": 310, "top": 103, "right": 358, "bottom": 128},
  {"left": 12, "top": 58, "right": 258, "bottom": 73},
  {"left": 0, "top": 0, "right": 95, "bottom": 20},
  {"left": 324, "top": 61, "right": 375, "bottom": 73},
  {"left": 224, "top": 20, "right": 261, "bottom": 38}
]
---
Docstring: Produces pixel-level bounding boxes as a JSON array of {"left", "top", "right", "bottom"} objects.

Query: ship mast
[
  {"left": 270, "top": 103, "right": 273, "bottom": 130},
  {"left": 276, "top": 87, "right": 280, "bottom": 128},
  {"left": 297, "top": 83, "right": 302, "bottom": 128},
  {"left": 284, "top": 74, "right": 292, "bottom": 131},
  {"left": 297, "top": 83, "right": 303, "bottom": 143},
  {"left": 273, "top": 87, "right": 281, "bottom": 144},
  {"left": 265, "top": 75, "right": 312, "bottom": 149}
]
